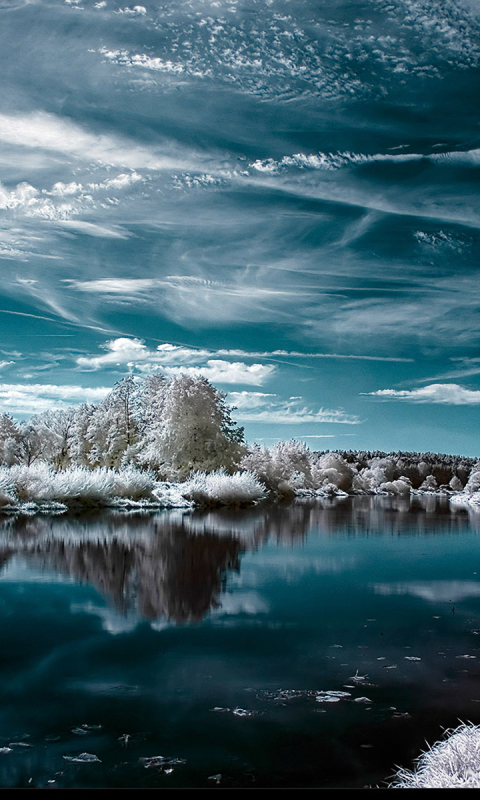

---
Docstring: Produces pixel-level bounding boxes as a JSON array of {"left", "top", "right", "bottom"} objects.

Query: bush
[
  {"left": 388, "top": 722, "right": 480, "bottom": 788},
  {"left": 181, "top": 469, "right": 267, "bottom": 507}
]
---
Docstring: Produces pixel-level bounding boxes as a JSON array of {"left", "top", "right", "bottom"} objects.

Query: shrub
[
  {"left": 181, "top": 469, "right": 267, "bottom": 507},
  {"left": 388, "top": 722, "right": 480, "bottom": 788}
]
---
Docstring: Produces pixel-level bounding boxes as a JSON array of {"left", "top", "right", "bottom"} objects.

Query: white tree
[
  {"left": 86, "top": 376, "right": 140, "bottom": 469},
  {"left": 152, "top": 374, "right": 246, "bottom": 480},
  {"left": 0, "top": 413, "right": 23, "bottom": 466},
  {"left": 27, "top": 409, "right": 76, "bottom": 470},
  {"left": 69, "top": 403, "right": 96, "bottom": 468},
  {"left": 133, "top": 372, "right": 168, "bottom": 471}
]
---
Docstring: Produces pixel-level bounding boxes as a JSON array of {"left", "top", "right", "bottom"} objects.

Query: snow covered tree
[
  {"left": 68, "top": 403, "right": 96, "bottom": 468},
  {"left": 86, "top": 376, "right": 141, "bottom": 469},
  {"left": 0, "top": 413, "right": 23, "bottom": 466},
  {"left": 133, "top": 373, "right": 168, "bottom": 471},
  {"left": 26, "top": 409, "right": 76, "bottom": 471},
  {"left": 151, "top": 374, "right": 246, "bottom": 479}
]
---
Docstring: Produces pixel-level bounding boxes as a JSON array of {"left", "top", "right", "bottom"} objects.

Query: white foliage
[
  {"left": 311, "top": 452, "right": 354, "bottom": 492},
  {"left": 377, "top": 478, "right": 411, "bottom": 496},
  {"left": 181, "top": 468, "right": 267, "bottom": 507},
  {"left": 464, "top": 470, "right": 480, "bottom": 495},
  {"left": 389, "top": 722, "right": 480, "bottom": 788},
  {"left": 0, "top": 468, "right": 18, "bottom": 506},
  {"left": 419, "top": 474, "right": 438, "bottom": 492},
  {"left": 240, "top": 440, "right": 312, "bottom": 495},
  {"left": 6, "top": 464, "right": 155, "bottom": 506}
]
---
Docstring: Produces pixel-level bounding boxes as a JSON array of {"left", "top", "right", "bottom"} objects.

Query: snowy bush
[
  {"left": 240, "top": 440, "right": 313, "bottom": 495},
  {"left": 180, "top": 469, "right": 267, "bottom": 507},
  {"left": 311, "top": 452, "right": 354, "bottom": 492},
  {"left": 464, "top": 470, "right": 480, "bottom": 495},
  {"left": 0, "top": 468, "right": 18, "bottom": 506},
  {"left": 418, "top": 474, "right": 438, "bottom": 492},
  {"left": 5, "top": 464, "right": 156, "bottom": 506},
  {"left": 378, "top": 478, "right": 411, "bottom": 496},
  {"left": 388, "top": 722, "right": 480, "bottom": 788}
]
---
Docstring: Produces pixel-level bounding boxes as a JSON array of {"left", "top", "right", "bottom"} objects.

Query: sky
[{"left": 0, "top": 0, "right": 479, "bottom": 455}]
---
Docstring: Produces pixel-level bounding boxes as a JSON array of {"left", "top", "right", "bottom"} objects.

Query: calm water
[{"left": 1, "top": 496, "right": 480, "bottom": 788}]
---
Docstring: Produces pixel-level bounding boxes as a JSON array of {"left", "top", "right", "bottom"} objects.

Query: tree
[
  {"left": 26, "top": 409, "right": 76, "bottom": 470},
  {"left": 152, "top": 375, "right": 246, "bottom": 479},
  {"left": 0, "top": 414, "right": 23, "bottom": 466},
  {"left": 86, "top": 376, "right": 141, "bottom": 469}
]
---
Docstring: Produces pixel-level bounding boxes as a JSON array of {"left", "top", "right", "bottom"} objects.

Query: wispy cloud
[
  {"left": 228, "top": 391, "right": 359, "bottom": 425},
  {"left": 364, "top": 383, "right": 480, "bottom": 405},
  {"left": 0, "top": 111, "right": 191, "bottom": 171},
  {"left": 0, "top": 383, "right": 110, "bottom": 416},
  {"left": 76, "top": 339, "right": 275, "bottom": 385},
  {"left": 74, "top": 337, "right": 413, "bottom": 373}
]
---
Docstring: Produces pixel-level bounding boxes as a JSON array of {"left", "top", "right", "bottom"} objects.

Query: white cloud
[
  {"left": 364, "top": 383, "right": 480, "bottom": 405},
  {"left": 73, "top": 336, "right": 412, "bottom": 371},
  {"left": 76, "top": 339, "right": 275, "bottom": 385},
  {"left": 57, "top": 221, "right": 131, "bottom": 239},
  {"left": 0, "top": 111, "right": 190, "bottom": 171},
  {"left": 160, "top": 360, "right": 275, "bottom": 385},
  {"left": 227, "top": 391, "right": 359, "bottom": 425},
  {"left": 116, "top": 5, "right": 146, "bottom": 15},
  {"left": 0, "top": 384, "right": 110, "bottom": 416}
]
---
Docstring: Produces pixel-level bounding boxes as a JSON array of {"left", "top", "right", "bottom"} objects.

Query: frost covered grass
[
  {"left": 180, "top": 469, "right": 267, "bottom": 507},
  {"left": 0, "top": 463, "right": 157, "bottom": 509},
  {"left": 0, "top": 464, "right": 266, "bottom": 512},
  {"left": 388, "top": 722, "right": 480, "bottom": 788}
]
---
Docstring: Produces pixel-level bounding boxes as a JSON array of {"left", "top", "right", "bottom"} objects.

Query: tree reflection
[{"left": 0, "top": 496, "right": 477, "bottom": 624}]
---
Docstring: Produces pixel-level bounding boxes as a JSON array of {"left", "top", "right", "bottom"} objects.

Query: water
[{"left": 1, "top": 496, "right": 480, "bottom": 788}]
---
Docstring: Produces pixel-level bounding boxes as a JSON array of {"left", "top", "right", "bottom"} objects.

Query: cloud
[
  {"left": 227, "top": 391, "right": 359, "bottom": 425},
  {"left": 57, "top": 221, "right": 131, "bottom": 239},
  {"left": 364, "top": 383, "right": 480, "bottom": 405},
  {"left": 160, "top": 360, "right": 275, "bottom": 385},
  {"left": 0, "top": 111, "right": 190, "bottom": 171},
  {"left": 0, "top": 384, "right": 110, "bottom": 416},
  {"left": 76, "top": 339, "right": 275, "bottom": 385}
]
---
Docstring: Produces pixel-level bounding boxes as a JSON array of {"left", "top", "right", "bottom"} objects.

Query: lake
[{"left": 1, "top": 495, "right": 480, "bottom": 788}]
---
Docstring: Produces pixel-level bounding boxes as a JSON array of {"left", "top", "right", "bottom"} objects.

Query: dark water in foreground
[{"left": 1, "top": 496, "right": 480, "bottom": 789}]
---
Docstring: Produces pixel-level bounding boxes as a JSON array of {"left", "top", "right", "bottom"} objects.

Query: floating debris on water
[
  {"left": 350, "top": 671, "right": 368, "bottom": 683},
  {"left": 354, "top": 697, "right": 373, "bottom": 704},
  {"left": 456, "top": 654, "right": 476, "bottom": 659},
  {"left": 232, "top": 708, "right": 261, "bottom": 718},
  {"left": 118, "top": 734, "right": 131, "bottom": 746},
  {"left": 382, "top": 664, "right": 397, "bottom": 670},
  {"left": 71, "top": 728, "right": 88, "bottom": 736},
  {"left": 404, "top": 657, "right": 422, "bottom": 662},
  {"left": 63, "top": 752, "right": 101, "bottom": 763},
  {"left": 208, "top": 774, "right": 222, "bottom": 784},
  {"left": 315, "top": 695, "right": 341, "bottom": 703},
  {"left": 0, "top": 748, "right": 12, "bottom": 754},
  {"left": 9, "top": 742, "right": 33, "bottom": 748},
  {"left": 139, "top": 756, "right": 186, "bottom": 769}
]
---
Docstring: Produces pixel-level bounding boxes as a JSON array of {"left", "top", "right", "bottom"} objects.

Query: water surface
[{"left": 1, "top": 496, "right": 480, "bottom": 788}]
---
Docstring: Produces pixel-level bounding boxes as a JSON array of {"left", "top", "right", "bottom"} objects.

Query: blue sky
[{"left": 0, "top": 0, "right": 479, "bottom": 454}]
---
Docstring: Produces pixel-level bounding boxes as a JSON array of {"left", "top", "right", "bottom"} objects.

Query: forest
[{"left": 0, "top": 374, "right": 478, "bottom": 512}]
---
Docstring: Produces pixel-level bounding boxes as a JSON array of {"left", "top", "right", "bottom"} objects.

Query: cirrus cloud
[{"left": 364, "top": 383, "right": 480, "bottom": 405}]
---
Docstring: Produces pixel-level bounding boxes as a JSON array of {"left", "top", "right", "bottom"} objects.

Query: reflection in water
[
  {"left": 1, "top": 496, "right": 480, "bottom": 789},
  {"left": 0, "top": 496, "right": 478, "bottom": 625}
]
